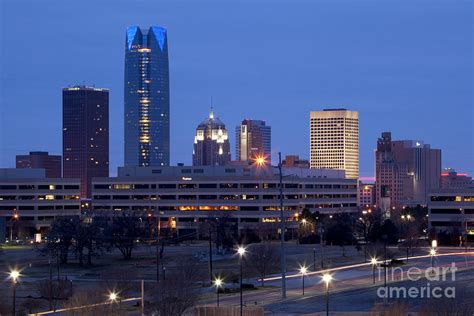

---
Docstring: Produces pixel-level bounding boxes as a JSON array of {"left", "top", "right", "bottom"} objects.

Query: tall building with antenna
[{"left": 124, "top": 26, "right": 170, "bottom": 167}]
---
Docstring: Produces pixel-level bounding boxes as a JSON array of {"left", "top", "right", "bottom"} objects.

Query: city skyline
[{"left": 0, "top": 0, "right": 472, "bottom": 177}]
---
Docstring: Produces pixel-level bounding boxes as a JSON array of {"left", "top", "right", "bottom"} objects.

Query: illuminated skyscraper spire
[{"left": 193, "top": 109, "right": 231, "bottom": 166}]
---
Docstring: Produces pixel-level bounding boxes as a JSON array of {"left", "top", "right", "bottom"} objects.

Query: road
[{"left": 200, "top": 250, "right": 474, "bottom": 313}]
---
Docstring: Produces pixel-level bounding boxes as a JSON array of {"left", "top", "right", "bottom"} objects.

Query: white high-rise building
[{"left": 310, "top": 109, "right": 359, "bottom": 179}]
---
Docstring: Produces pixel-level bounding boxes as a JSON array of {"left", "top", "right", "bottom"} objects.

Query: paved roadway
[{"left": 200, "top": 250, "right": 474, "bottom": 313}]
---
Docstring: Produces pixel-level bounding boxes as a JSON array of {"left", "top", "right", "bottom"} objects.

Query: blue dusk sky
[{"left": 0, "top": 0, "right": 472, "bottom": 177}]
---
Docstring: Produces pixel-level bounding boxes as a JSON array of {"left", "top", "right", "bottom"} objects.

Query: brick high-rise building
[
  {"left": 236, "top": 119, "right": 271, "bottom": 164},
  {"left": 375, "top": 132, "right": 441, "bottom": 211},
  {"left": 63, "top": 86, "right": 109, "bottom": 198},
  {"left": 282, "top": 155, "right": 310, "bottom": 169},
  {"left": 310, "top": 109, "right": 359, "bottom": 179},
  {"left": 16, "top": 151, "right": 61, "bottom": 178}
]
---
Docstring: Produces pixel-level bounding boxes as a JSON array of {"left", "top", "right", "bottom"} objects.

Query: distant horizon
[{"left": 1, "top": 0, "right": 472, "bottom": 177}]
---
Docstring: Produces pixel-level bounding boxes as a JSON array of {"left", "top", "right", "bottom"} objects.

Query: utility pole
[
  {"left": 141, "top": 280, "right": 145, "bottom": 316},
  {"left": 156, "top": 216, "right": 161, "bottom": 283},
  {"left": 49, "top": 257, "right": 53, "bottom": 310},
  {"left": 278, "top": 152, "right": 287, "bottom": 299},
  {"left": 209, "top": 226, "right": 213, "bottom": 283}
]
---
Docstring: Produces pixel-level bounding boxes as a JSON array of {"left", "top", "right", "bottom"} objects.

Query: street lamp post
[
  {"left": 313, "top": 248, "right": 316, "bottom": 272},
  {"left": 370, "top": 258, "right": 377, "bottom": 284},
  {"left": 237, "top": 246, "right": 246, "bottom": 316},
  {"left": 382, "top": 235, "right": 388, "bottom": 287},
  {"left": 322, "top": 274, "right": 332, "bottom": 316},
  {"left": 430, "top": 248, "right": 436, "bottom": 268},
  {"left": 255, "top": 153, "right": 286, "bottom": 298},
  {"left": 9, "top": 269, "right": 20, "bottom": 316},
  {"left": 277, "top": 152, "right": 287, "bottom": 299},
  {"left": 213, "top": 277, "right": 223, "bottom": 307},
  {"left": 300, "top": 266, "right": 307, "bottom": 296},
  {"left": 109, "top": 292, "right": 119, "bottom": 310}
]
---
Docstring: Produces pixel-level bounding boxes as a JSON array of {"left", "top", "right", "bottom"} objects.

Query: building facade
[
  {"left": 236, "top": 119, "right": 271, "bottom": 164},
  {"left": 440, "top": 169, "right": 473, "bottom": 189},
  {"left": 282, "top": 155, "right": 310, "bottom": 169},
  {"left": 16, "top": 151, "right": 61, "bottom": 178},
  {"left": 124, "top": 26, "right": 170, "bottom": 167},
  {"left": 428, "top": 189, "right": 474, "bottom": 242},
  {"left": 359, "top": 182, "right": 375, "bottom": 209},
  {"left": 91, "top": 165, "right": 358, "bottom": 235},
  {"left": 63, "top": 86, "right": 109, "bottom": 198},
  {"left": 0, "top": 169, "right": 81, "bottom": 240},
  {"left": 310, "top": 109, "right": 359, "bottom": 179},
  {"left": 375, "top": 132, "right": 441, "bottom": 211},
  {"left": 193, "top": 110, "right": 231, "bottom": 166}
]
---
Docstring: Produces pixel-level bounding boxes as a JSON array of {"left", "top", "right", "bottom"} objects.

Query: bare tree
[
  {"left": 247, "top": 242, "right": 279, "bottom": 287},
  {"left": 103, "top": 215, "right": 146, "bottom": 260},
  {"left": 147, "top": 258, "right": 204, "bottom": 316},
  {"left": 36, "top": 279, "right": 73, "bottom": 311}
]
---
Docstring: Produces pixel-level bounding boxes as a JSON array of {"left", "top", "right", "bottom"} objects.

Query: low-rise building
[
  {"left": 282, "top": 155, "right": 310, "bottom": 169},
  {"left": 359, "top": 182, "right": 375, "bottom": 209},
  {"left": 0, "top": 169, "right": 81, "bottom": 240},
  {"left": 440, "top": 169, "right": 473, "bottom": 189},
  {"left": 91, "top": 165, "right": 358, "bottom": 236},
  {"left": 428, "top": 189, "right": 474, "bottom": 242},
  {"left": 16, "top": 151, "right": 62, "bottom": 178}
]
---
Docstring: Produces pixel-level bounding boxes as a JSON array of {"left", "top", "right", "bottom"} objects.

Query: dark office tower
[
  {"left": 375, "top": 132, "right": 441, "bottom": 211},
  {"left": 193, "top": 109, "right": 231, "bottom": 166},
  {"left": 16, "top": 151, "right": 62, "bottom": 178},
  {"left": 63, "top": 86, "right": 109, "bottom": 198},
  {"left": 124, "top": 26, "right": 170, "bottom": 167},
  {"left": 236, "top": 119, "right": 271, "bottom": 164}
]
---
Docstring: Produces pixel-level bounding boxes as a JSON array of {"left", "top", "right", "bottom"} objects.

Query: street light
[
  {"left": 370, "top": 258, "right": 378, "bottom": 284},
  {"left": 254, "top": 155, "right": 266, "bottom": 167},
  {"left": 313, "top": 248, "right": 316, "bottom": 272},
  {"left": 108, "top": 291, "right": 121, "bottom": 311},
  {"left": 254, "top": 152, "right": 286, "bottom": 299},
  {"left": 108, "top": 292, "right": 118, "bottom": 302},
  {"left": 299, "top": 266, "right": 308, "bottom": 296},
  {"left": 322, "top": 273, "right": 332, "bottom": 316},
  {"left": 9, "top": 269, "right": 20, "bottom": 316},
  {"left": 236, "top": 246, "right": 246, "bottom": 316},
  {"left": 213, "top": 277, "right": 223, "bottom": 307}
]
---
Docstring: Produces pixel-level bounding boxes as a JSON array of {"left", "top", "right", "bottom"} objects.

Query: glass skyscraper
[{"left": 124, "top": 26, "right": 170, "bottom": 167}]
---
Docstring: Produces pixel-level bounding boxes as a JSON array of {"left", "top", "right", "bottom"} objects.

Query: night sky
[{"left": 0, "top": 0, "right": 472, "bottom": 177}]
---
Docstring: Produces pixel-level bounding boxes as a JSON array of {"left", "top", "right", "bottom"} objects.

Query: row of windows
[
  {"left": 0, "top": 185, "right": 79, "bottom": 191},
  {"left": 92, "top": 203, "right": 356, "bottom": 212},
  {"left": 430, "top": 208, "right": 474, "bottom": 214},
  {"left": 0, "top": 195, "right": 80, "bottom": 201},
  {"left": 94, "top": 183, "right": 356, "bottom": 190},
  {"left": 0, "top": 205, "right": 80, "bottom": 211},
  {"left": 430, "top": 196, "right": 474, "bottom": 202},
  {"left": 93, "top": 193, "right": 357, "bottom": 201}
]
